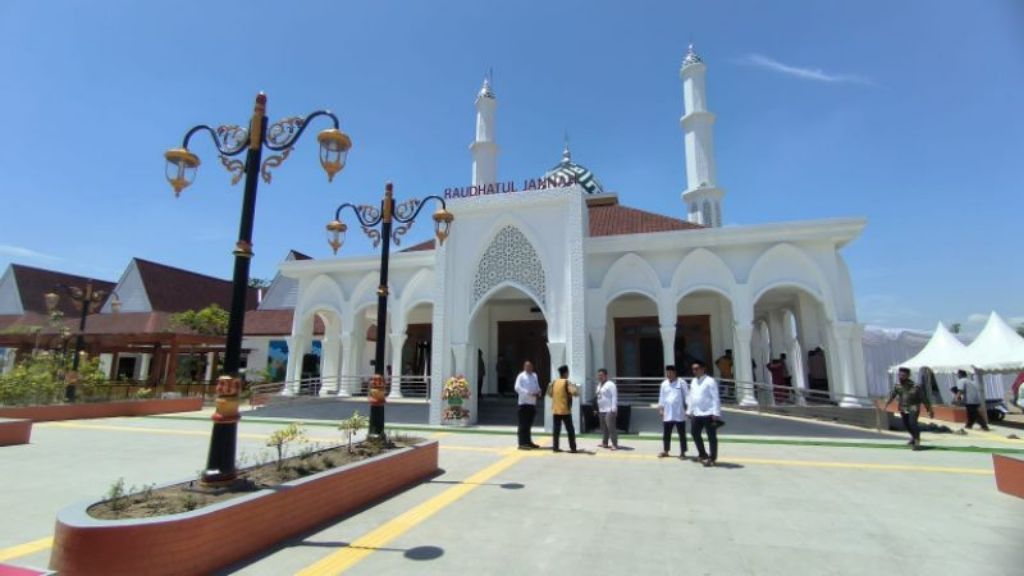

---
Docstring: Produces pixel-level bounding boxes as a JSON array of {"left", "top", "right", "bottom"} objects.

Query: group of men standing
[{"left": 512, "top": 360, "right": 723, "bottom": 466}]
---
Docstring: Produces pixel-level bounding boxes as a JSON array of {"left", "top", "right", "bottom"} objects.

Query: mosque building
[{"left": 271, "top": 45, "right": 869, "bottom": 426}]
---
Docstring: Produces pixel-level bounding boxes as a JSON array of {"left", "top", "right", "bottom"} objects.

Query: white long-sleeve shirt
[
  {"left": 687, "top": 375, "right": 721, "bottom": 418},
  {"left": 596, "top": 380, "right": 618, "bottom": 413},
  {"left": 514, "top": 371, "right": 541, "bottom": 406},
  {"left": 658, "top": 378, "right": 689, "bottom": 422}
]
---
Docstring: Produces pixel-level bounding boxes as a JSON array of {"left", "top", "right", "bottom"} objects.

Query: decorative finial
[
  {"left": 478, "top": 70, "right": 495, "bottom": 99},
  {"left": 683, "top": 42, "right": 703, "bottom": 66},
  {"left": 562, "top": 131, "right": 572, "bottom": 164}
]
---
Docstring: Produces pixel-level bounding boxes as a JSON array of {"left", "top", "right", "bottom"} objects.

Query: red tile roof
[
  {"left": 588, "top": 203, "right": 703, "bottom": 237},
  {"left": 9, "top": 264, "right": 116, "bottom": 316},
  {"left": 244, "top": 309, "right": 324, "bottom": 336},
  {"left": 133, "top": 259, "right": 260, "bottom": 313},
  {"left": 400, "top": 200, "right": 702, "bottom": 252}
]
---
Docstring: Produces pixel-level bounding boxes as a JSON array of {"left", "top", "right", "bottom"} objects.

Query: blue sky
[{"left": 1, "top": 0, "right": 1021, "bottom": 333}]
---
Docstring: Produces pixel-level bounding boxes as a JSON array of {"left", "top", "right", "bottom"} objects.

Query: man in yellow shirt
[{"left": 548, "top": 364, "right": 578, "bottom": 453}]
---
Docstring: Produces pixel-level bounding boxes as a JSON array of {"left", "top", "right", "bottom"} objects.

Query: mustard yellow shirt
[{"left": 547, "top": 378, "right": 578, "bottom": 415}]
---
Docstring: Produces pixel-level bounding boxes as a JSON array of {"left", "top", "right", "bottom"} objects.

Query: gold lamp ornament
[
  {"left": 317, "top": 128, "right": 352, "bottom": 183},
  {"left": 164, "top": 147, "right": 201, "bottom": 197},
  {"left": 44, "top": 291, "right": 59, "bottom": 312},
  {"left": 433, "top": 207, "right": 454, "bottom": 246},
  {"left": 326, "top": 219, "right": 347, "bottom": 254}
]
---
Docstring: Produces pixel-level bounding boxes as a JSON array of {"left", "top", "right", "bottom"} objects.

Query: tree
[
  {"left": 1017, "top": 323, "right": 1024, "bottom": 339},
  {"left": 171, "top": 304, "right": 229, "bottom": 336},
  {"left": 950, "top": 323, "right": 962, "bottom": 334},
  {"left": 248, "top": 278, "right": 271, "bottom": 290}
]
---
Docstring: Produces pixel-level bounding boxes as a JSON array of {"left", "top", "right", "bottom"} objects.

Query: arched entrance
[
  {"left": 753, "top": 285, "right": 834, "bottom": 404},
  {"left": 469, "top": 285, "right": 550, "bottom": 425}
]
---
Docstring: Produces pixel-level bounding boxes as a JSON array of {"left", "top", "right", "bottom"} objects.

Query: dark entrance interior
[
  {"left": 479, "top": 319, "right": 550, "bottom": 425},
  {"left": 497, "top": 320, "right": 550, "bottom": 392},
  {"left": 614, "top": 315, "right": 712, "bottom": 377}
]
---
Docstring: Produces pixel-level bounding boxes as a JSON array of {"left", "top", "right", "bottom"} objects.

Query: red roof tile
[
  {"left": 134, "top": 259, "right": 259, "bottom": 313},
  {"left": 9, "top": 264, "right": 116, "bottom": 316},
  {"left": 244, "top": 309, "right": 324, "bottom": 336},
  {"left": 400, "top": 201, "right": 702, "bottom": 252},
  {"left": 588, "top": 203, "right": 703, "bottom": 237}
]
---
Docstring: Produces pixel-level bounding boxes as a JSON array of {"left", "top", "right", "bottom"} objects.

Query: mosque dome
[
  {"left": 682, "top": 43, "right": 703, "bottom": 67},
  {"left": 543, "top": 143, "right": 605, "bottom": 195}
]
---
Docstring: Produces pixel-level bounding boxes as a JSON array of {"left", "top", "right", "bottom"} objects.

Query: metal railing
[
  {"left": 87, "top": 379, "right": 216, "bottom": 401},
  {"left": 248, "top": 374, "right": 432, "bottom": 405}
]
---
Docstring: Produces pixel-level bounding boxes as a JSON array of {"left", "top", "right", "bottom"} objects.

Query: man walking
[
  {"left": 957, "top": 369, "right": 990, "bottom": 431},
  {"left": 514, "top": 360, "right": 541, "bottom": 450},
  {"left": 688, "top": 360, "right": 721, "bottom": 467},
  {"left": 885, "top": 367, "right": 935, "bottom": 450},
  {"left": 595, "top": 368, "right": 618, "bottom": 450},
  {"left": 658, "top": 365, "right": 689, "bottom": 459},
  {"left": 548, "top": 365, "right": 578, "bottom": 452}
]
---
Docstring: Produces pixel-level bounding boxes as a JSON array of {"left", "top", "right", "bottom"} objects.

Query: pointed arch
[
  {"left": 468, "top": 280, "right": 549, "bottom": 326},
  {"left": 296, "top": 274, "right": 346, "bottom": 327},
  {"left": 670, "top": 248, "right": 738, "bottom": 304},
  {"left": 747, "top": 243, "right": 833, "bottom": 317},
  {"left": 600, "top": 252, "right": 662, "bottom": 304},
  {"left": 399, "top": 268, "right": 436, "bottom": 316}
]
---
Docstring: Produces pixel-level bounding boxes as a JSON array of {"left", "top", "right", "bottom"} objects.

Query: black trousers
[
  {"left": 553, "top": 414, "right": 577, "bottom": 451},
  {"left": 691, "top": 416, "right": 718, "bottom": 461},
  {"left": 965, "top": 404, "right": 988, "bottom": 429},
  {"left": 662, "top": 421, "right": 687, "bottom": 455},
  {"left": 517, "top": 404, "right": 536, "bottom": 446},
  {"left": 900, "top": 411, "right": 921, "bottom": 441}
]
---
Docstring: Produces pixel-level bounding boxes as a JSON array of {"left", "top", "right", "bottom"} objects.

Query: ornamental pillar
[{"left": 733, "top": 322, "right": 757, "bottom": 406}]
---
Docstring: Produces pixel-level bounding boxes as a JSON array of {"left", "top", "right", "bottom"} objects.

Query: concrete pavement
[{"left": 1, "top": 408, "right": 1022, "bottom": 575}]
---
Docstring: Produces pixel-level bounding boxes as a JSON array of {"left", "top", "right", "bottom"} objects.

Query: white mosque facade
[{"left": 275, "top": 46, "right": 870, "bottom": 426}]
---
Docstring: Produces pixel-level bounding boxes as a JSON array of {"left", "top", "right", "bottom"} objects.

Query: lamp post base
[{"left": 369, "top": 405, "right": 385, "bottom": 437}]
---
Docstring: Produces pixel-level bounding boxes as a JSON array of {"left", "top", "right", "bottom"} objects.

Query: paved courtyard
[{"left": 1, "top": 409, "right": 1022, "bottom": 575}]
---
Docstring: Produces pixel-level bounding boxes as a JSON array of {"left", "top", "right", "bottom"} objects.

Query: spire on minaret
[
  {"left": 471, "top": 73, "right": 498, "bottom": 186},
  {"left": 562, "top": 130, "right": 572, "bottom": 164},
  {"left": 679, "top": 43, "right": 725, "bottom": 227}
]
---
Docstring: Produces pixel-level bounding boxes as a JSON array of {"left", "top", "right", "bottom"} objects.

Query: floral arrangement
[{"left": 442, "top": 375, "right": 471, "bottom": 421}]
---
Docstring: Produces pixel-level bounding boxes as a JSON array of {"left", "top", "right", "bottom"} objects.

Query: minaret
[
  {"left": 470, "top": 75, "right": 498, "bottom": 186},
  {"left": 680, "top": 44, "right": 725, "bottom": 227}
]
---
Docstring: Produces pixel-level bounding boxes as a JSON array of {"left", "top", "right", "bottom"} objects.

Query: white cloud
[
  {"left": 965, "top": 313, "right": 989, "bottom": 326},
  {"left": 737, "top": 53, "right": 873, "bottom": 85},
  {"left": 0, "top": 244, "right": 62, "bottom": 263}
]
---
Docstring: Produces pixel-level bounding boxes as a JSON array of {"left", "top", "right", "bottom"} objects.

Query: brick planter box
[
  {"left": 49, "top": 440, "right": 439, "bottom": 576},
  {"left": 993, "top": 454, "right": 1024, "bottom": 499},
  {"left": 0, "top": 417, "right": 32, "bottom": 446},
  {"left": 876, "top": 401, "right": 966, "bottom": 424},
  {"left": 0, "top": 397, "right": 202, "bottom": 422}
]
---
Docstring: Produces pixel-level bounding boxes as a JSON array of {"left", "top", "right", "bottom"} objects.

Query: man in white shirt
[
  {"left": 957, "top": 369, "right": 990, "bottom": 432},
  {"left": 595, "top": 368, "right": 618, "bottom": 450},
  {"left": 514, "top": 360, "right": 542, "bottom": 449},
  {"left": 657, "top": 365, "right": 689, "bottom": 459},
  {"left": 687, "top": 360, "right": 722, "bottom": 467}
]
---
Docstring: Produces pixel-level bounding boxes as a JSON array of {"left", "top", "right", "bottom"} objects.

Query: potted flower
[{"left": 441, "top": 375, "right": 471, "bottom": 426}]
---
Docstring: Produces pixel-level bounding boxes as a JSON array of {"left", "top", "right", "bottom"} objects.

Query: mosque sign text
[{"left": 443, "top": 174, "right": 577, "bottom": 200}]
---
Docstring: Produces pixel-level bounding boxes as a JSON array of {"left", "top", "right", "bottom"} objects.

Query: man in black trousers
[{"left": 514, "top": 360, "right": 541, "bottom": 449}]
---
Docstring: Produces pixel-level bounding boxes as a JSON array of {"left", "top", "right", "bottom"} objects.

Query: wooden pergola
[{"left": 0, "top": 331, "right": 226, "bottom": 390}]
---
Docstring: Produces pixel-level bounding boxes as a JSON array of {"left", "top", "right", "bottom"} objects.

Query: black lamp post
[
  {"left": 327, "top": 182, "right": 453, "bottom": 436},
  {"left": 164, "top": 92, "right": 352, "bottom": 485},
  {"left": 44, "top": 281, "right": 106, "bottom": 402}
]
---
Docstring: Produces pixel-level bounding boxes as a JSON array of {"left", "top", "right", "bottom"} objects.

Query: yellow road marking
[
  {"left": 0, "top": 536, "right": 52, "bottom": 562},
  {"left": 297, "top": 453, "right": 524, "bottom": 576}
]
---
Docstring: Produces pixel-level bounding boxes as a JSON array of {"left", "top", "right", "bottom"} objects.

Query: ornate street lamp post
[
  {"left": 44, "top": 281, "right": 106, "bottom": 402},
  {"left": 327, "top": 182, "right": 453, "bottom": 436},
  {"left": 165, "top": 92, "right": 351, "bottom": 484}
]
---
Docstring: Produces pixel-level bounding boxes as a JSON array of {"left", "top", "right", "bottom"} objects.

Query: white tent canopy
[
  {"left": 965, "top": 311, "right": 1024, "bottom": 373},
  {"left": 892, "top": 322, "right": 971, "bottom": 374}
]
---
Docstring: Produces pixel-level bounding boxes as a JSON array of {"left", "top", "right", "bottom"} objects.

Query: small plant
[
  {"left": 266, "top": 422, "right": 308, "bottom": 469},
  {"left": 105, "top": 478, "right": 129, "bottom": 515},
  {"left": 338, "top": 411, "right": 369, "bottom": 453},
  {"left": 180, "top": 492, "right": 199, "bottom": 512},
  {"left": 132, "top": 387, "right": 154, "bottom": 400}
]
